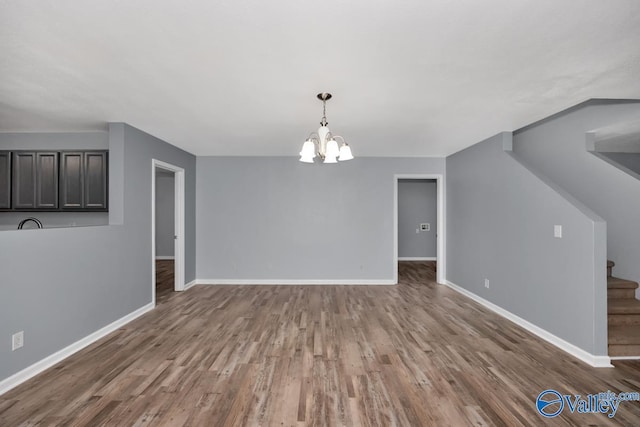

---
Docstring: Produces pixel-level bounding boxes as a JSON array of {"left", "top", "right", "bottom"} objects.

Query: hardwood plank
[{"left": 2, "top": 261, "right": 640, "bottom": 426}]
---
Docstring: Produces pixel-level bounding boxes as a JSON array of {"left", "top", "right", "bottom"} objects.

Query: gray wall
[
  {"left": 0, "top": 132, "right": 108, "bottom": 150},
  {"left": 0, "top": 123, "right": 196, "bottom": 383},
  {"left": 0, "top": 132, "right": 109, "bottom": 229},
  {"left": 514, "top": 101, "right": 640, "bottom": 289},
  {"left": 446, "top": 132, "right": 607, "bottom": 355},
  {"left": 196, "top": 157, "right": 445, "bottom": 281},
  {"left": 155, "top": 171, "right": 175, "bottom": 257},
  {"left": 0, "top": 212, "right": 108, "bottom": 230},
  {"left": 398, "top": 179, "right": 437, "bottom": 259},
  {"left": 598, "top": 152, "right": 640, "bottom": 179}
]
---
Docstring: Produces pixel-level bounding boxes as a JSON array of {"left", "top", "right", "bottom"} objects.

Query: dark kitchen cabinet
[
  {"left": 60, "top": 151, "right": 108, "bottom": 210},
  {"left": 12, "top": 151, "right": 58, "bottom": 210},
  {"left": 84, "top": 151, "right": 108, "bottom": 209},
  {"left": 0, "top": 152, "right": 10, "bottom": 209},
  {"left": 0, "top": 149, "right": 107, "bottom": 212},
  {"left": 60, "top": 152, "right": 83, "bottom": 209}
]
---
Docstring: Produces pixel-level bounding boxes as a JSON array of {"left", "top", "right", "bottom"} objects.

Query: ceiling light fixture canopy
[{"left": 299, "top": 93, "right": 354, "bottom": 164}]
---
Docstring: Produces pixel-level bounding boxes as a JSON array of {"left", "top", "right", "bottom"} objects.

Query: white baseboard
[
  {"left": 398, "top": 257, "right": 436, "bottom": 261},
  {"left": 610, "top": 356, "right": 640, "bottom": 361},
  {"left": 155, "top": 256, "right": 175, "bottom": 260},
  {"left": 444, "top": 280, "right": 612, "bottom": 368},
  {"left": 196, "top": 279, "right": 396, "bottom": 286},
  {"left": 0, "top": 302, "right": 155, "bottom": 396},
  {"left": 183, "top": 279, "right": 197, "bottom": 290}
]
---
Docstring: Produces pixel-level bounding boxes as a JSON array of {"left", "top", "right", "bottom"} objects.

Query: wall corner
[
  {"left": 108, "top": 123, "right": 125, "bottom": 225},
  {"left": 501, "top": 131, "right": 514, "bottom": 152}
]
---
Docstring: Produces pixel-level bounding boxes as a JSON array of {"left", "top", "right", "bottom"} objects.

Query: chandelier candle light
[{"left": 299, "top": 93, "right": 354, "bottom": 163}]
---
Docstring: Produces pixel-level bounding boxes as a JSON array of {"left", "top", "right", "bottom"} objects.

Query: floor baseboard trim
[
  {"left": 155, "top": 256, "right": 175, "bottom": 260},
  {"left": 0, "top": 302, "right": 155, "bottom": 396},
  {"left": 398, "top": 257, "right": 436, "bottom": 261},
  {"left": 610, "top": 356, "right": 640, "bottom": 361},
  {"left": 196, "top": 279, "right": 396, "bottom": 286},
  {"left": 444, "top": 280, "right": 612, "bottom": 368},
  {"left": 183, "top": 279, "right": 197, "bottom": 290}
]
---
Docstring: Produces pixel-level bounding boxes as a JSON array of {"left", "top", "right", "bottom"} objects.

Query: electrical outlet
[
  {"left": 484, "top": 279, "right": 490, "bottom": 289},
  {"left": 12, "top": 331, "right": 24, "bottom": 351}
]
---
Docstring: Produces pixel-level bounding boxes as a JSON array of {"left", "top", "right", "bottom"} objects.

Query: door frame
[
  {"left": 394, "top": 174, "right": 445, "bottom": 284},
  {"left": 152, "top": 159, "right": 186, "bottom": 305}
]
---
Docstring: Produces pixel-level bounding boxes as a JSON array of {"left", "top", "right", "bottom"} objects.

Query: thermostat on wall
[{"left": 420, "top": 223, "right": 430, "bottom": 231}]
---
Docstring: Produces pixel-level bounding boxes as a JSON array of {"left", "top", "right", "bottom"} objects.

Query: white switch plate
[
  {"left": 484, "top": 279, "right": 490, "bottom": 289},
  {"left": 420, "top": 223, "right": 430, "bottom": 231},
  {"left": 554, "top": 225, "right": 562, "bottom": 238},
  {"left": 12, "top": 331, "right": 23, "bottom": 351}
]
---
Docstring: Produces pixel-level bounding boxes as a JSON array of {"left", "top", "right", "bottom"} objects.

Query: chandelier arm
[
  {"left": 332, "top": 135, "right": 347, "bottom": 144},
  {"left": 305, "top": 133, "right": 323, "bottom": 158}
]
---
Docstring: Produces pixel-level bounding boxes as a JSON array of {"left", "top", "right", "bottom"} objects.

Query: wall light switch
[
  {"left": 12, "top": 331, "right": 23, "bottom": 351},
  {"left": 554, "top": 225, "right": 562, "bottom": 238},
  {"left": 420, "top": 223, "right": 430, "bottom": 231}
]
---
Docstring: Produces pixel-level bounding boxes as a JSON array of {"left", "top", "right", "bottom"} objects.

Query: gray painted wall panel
[
  {"left": 514, "top": 103, "right": 640, "bottom": 290},
  {"left": 0, "top": 132, "right": 108, "bottom": 150},
  {"left": 196, "top": 157, "right": 445, "bottom": 281},
  {"left": 398, "top": 179, "right": 436, "bottom": 258},
  {"left": 446, "top": 133, "right": 605, "bottom": 355},
  {"left": 599, "top": 152, "right": 640, "bottom": 178},
  {"left": 0, "top": 124, "right": 196, "bottom": 383}
]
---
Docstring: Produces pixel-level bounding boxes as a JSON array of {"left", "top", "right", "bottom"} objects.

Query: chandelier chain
[{"left": 321, "top": 100, "right": 328, "bottom": 126}]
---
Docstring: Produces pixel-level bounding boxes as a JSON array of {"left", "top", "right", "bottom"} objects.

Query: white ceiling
[{"left": 1, "top": 0, "right": 640, "bottom": 157}]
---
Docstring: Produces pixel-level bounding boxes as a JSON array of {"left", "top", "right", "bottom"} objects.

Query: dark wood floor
[
  {"left": 2, "top": 262, "right": 640, "bottom": 426},
  {"left": 156, "top": 259, "right": 175, "bottom": 303}
]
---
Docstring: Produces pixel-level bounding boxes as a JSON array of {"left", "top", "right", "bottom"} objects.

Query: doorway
[
  {"left": 152, "top": 159, "right": 186, "bottom": 306},
  {"left": 394, "top": 174, "right": 445, "bottom": 284},
  {"left": 155, "top": 169, "right": 175, "bottom": 301}
]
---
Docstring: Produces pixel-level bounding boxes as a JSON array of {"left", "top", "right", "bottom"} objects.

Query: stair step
[
  {"left": 608, "top": 288, "right": 636, "bottom": 299},
  {"left": 609, "top": 314, "right": 640, "bottom": 326},
  {"left": 608, "top": 298, "right": 640, "bottom": 315},
  {"left": 609, "top": 344, "right": 640, "bottom": 357},
  {"left": 607, "top": 276, "right": 639, "bottom": 290},
  {"left": 609, "top": 325, "right": 640, "bottom": 345}
]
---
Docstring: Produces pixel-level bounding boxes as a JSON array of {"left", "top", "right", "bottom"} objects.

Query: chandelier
[{"left": 299, "top": 93, "right": 354, "bottom": 163}]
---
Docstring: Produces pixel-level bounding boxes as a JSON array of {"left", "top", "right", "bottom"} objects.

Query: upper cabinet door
[
  {"left": 0, "top": 152, "right": 10, "bottom": 209},
  {"left": 5, "top": 150, "right": 107, "bottom": 212},
  {"left": 60, "top": 152, "right": 84, "bottom": 209},
  {"left": 36, "top": 152, "right": 58, "bottom": 209},
  {"left": 12, "top": 151, "right": 58, "bottom": 209},
  {"left": 12, "top": 152, "right": 37, "bottom": 209},
  {"left": 60, "top": 151, "right": 108, "bottom": 210},
  {"left": 84, "top": 151, "right": 108, "bottom": 209}
]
